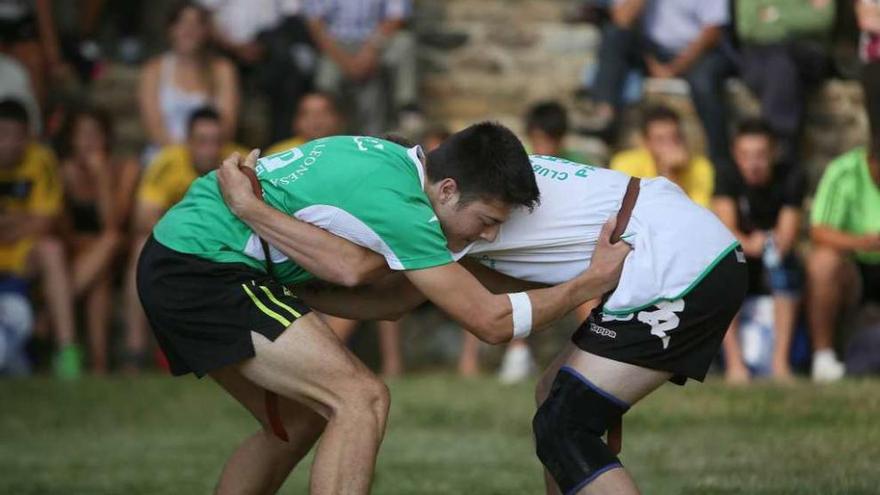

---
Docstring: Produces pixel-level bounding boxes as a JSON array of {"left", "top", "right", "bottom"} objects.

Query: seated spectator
[
  {"left": 524, "top": 101, "right": 588, "bottom": 163},
  {"left": 305, "top": 0, "right": 419, "bottom": 135},
  {"left": 736, "top": 0, "right": 834, "bottom": 165},
  {"left": 713, "top": 119, "right": 805, "bottom": 383},
  {"left": 611, "top": 105, "right": 715, "bottom": 207},
  {"left": 198, "top": 0, "right": 317, "bottom": 143},
  {"left": 807, "top": 140, "right": 880, "bottom": 382},
  {"left": 0, "top": 98, "right": 80, "bottom": 379},
  {"left": 138, "top": 1, "right": 239, "bottom": 159},
  {"left": 123, "top": 107, "right": 245, "bottom": 371},
  {"left": 55, "top": 107, "right": 140, "bottom": 374},
  {"left": 265, "top": 91, "right": 344, "bottom": 155},
  {"left": 586, "top": 0, "right": 735, "bottom": 169}
]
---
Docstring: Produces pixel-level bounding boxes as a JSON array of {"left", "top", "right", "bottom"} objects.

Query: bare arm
[
  {"left": 666, "top": 25, "right": 723, "bottom": 76},
  {"left": 404, "top": 219, "right": 629, "bottom": 345},
  {"left": 217, "top": 151, "right": 390, "bottom": 287},
  {"left": 298, "top": 258, "right": 548, "bottom": 321},
  {"left": 611, "top": 0, "right": 645, "bottom": 29},
  {"left": 773, "top": 207, "right": 801, "bottom": 256},
  {"left": 811, "top": 225, "right": 880, "bottom": 253},
  {"left": 712, "top": 196, "right": 764, "bottom": 257},
  {"left": 138, "top": 60, "right": 171, "bottom": 146}
]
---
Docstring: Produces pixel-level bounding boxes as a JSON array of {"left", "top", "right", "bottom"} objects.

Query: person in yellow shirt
[
  {"left": 123, "top": 106, "right": 246, "bottom": 371},
  {"left": 610, "top": 105, "right": 715, "bottom": 208},
  {"left": 0, "top": 98, "right": 80, "bottom": 379},
  {"left": 265, "top": 91, "right": 344, "bottom": 156}
]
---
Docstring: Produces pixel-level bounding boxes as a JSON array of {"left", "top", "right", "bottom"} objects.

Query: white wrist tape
[{"left": 507, "top": 292, "right": 533, "bottom": 340}]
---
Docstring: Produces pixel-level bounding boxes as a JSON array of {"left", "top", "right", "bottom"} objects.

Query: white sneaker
[
  {"left": 811, "top": 349, "right": 845, "bottom": 383},
  {"left": 498, "top": 345, "right": 537, "bottom": 384}
]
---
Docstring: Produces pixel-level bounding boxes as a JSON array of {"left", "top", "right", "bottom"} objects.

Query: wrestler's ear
[{"left": 437, "top": 178, "right": 460, "bottom": 205}]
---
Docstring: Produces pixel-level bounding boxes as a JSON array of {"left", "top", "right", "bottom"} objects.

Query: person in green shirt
[
  {"left": 138, "top": 122, "right": 631, "bottom": 495},
  {"left": 807, "top": 143, "right": 880, "bottom": 382}
]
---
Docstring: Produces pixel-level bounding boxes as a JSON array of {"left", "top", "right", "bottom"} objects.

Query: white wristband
[{"left": 507, "top": 292, "right": 533, "bottom": 340}]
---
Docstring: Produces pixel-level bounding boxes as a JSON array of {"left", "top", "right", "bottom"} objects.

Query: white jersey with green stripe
[
  {"left": 456, "top": 155, "right": 738, "bottom": 315},
  {"left": 153, "top": 136, "right": 453, "bottom": 285}
]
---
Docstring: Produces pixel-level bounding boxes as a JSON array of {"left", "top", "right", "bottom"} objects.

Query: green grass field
[{"left": 1, "top": 374, "right": 879, "bottom": 494}]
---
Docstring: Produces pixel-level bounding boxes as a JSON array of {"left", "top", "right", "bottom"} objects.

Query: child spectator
[{"left": 265, "top": 91, "right": 344, "bottom": 155}]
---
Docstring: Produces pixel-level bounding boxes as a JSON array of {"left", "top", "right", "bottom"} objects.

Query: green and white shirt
[
  {"left": 153, "top": 136, "right": 453, "bottom": 284},
  {"left": 811, "top": 147, "right": 880, "bottom": 265}
]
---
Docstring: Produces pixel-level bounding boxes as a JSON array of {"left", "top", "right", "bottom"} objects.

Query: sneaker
[
  {"left": 53, "top": 344, "right": 82, "bottom": 381},
  {"left": 811, "top": 349, "right": 845, "bottom": 383},
  {"left": 498, "top": 344, "right": 537, "bottom": 384}
]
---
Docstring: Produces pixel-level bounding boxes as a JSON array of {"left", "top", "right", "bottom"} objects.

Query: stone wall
[{"left": 415, "top": 0, "right": 869, "bottom": 187}]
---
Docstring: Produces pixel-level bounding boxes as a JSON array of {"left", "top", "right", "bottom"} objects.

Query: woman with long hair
[
  {"left": 56, "top": 107, "right": 139, "bottom": 373},
  {"left": 137, "top": 1, "right": 238, "bottom": 159}
]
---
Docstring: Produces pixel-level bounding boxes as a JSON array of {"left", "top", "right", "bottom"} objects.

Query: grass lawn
[{"left": 1, "top": 374, "right": 879, "bottom": 494}]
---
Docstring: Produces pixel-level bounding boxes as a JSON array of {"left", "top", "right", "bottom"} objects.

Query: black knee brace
[{"left": 532, "top": 366, "right": 629, "bottom": 494}]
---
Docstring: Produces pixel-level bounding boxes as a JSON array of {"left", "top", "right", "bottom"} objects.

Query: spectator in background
[
  {"left": 713, "top": 120, "right": 804, "bottom": 383},
  {"left": 587, "top": 0, "right": 735, "bottom": 169},
  {"left": 305, "top": 0, "right": 420, "bottom": 136},
  {"left": 0, "top": 99, "right": 80, "bottom": 379},
  {"left": 735, "top": 0, "right": 835, "bottom": 165},
  {"left": 524, "top": 101, "right": 587, "bottom": 163},
  {"left": 56, "top": 107, "right": 139, "bottom": 374},
  {"left": 0, "top": 0, "right": 66, "bottom": 110},
  {"left": 265, "top": 91, "right": 344, "bottom": 155},
  {"left": 807, "top": 140, "right": 880, "bottom": 382},
  {"left": 198, "top": 0, "right": 317, "bottom": 144},
  {"left": 138, "top": 1, "right": 239, "bottom": 160},
  {"left": 611, "top": 105, "right": 714, "bottom": 207},
  {"left": 857, "top": 0, "right": 880, "bottom": 139},
  {"left": 123, "top": 107, "right": 245, "bottom": 372}
]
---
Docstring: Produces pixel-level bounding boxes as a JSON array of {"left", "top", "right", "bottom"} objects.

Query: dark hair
[
  {"left": 734, "top": 118, "right": 776, "bottom": 142},
  {"left": 166, "top": 1, "right": 210, "bottom": 29},
  {"left": 380, "top": 133, "right": 415, "bottom": 148},
  {"left": 186, "top": 106, "right": 221, "bottom": 136},
  {"left": 299, "top": 91, "right": 342, "bottom": 115},
  {"left": 426, "top": 122, "right": 540, "bottom": 211},
  {"left": 525, "top": 101, "right": 569, "bottom": 139},
  {"left": 0, "top": 99, "right": 29, "bottom": 126},
  {"left": 640, "top": 105, "right": 680, "bottom": 134},
  {"left": 55, "top": 106, "right": 114, "bottom": 159}
]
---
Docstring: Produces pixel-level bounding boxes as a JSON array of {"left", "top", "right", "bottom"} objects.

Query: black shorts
[
  {"left": 857, "top": 261, "right": 880, "bottom": 303},
  {"left": 137, "top": 236, "right": 311, "bottom": 377},
  {"left": 572, "top": 247, "right": 748, "bottom": 385}
]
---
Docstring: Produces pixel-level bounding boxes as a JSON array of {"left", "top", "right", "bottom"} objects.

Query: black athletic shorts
[
  {"left": 857, "top": 261, "right": 880, "bottom": 303},
  {"left": 572, "top": 247, "right": 748, "bottom": 385},
  {"left": 137, "top": 235, "right": 311, "bottom": 377}
]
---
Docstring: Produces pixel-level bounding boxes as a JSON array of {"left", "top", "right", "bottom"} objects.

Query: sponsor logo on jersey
[
  {"left": 258, "top": 147, "right": 304, "bottom": 174},
  {"left": 589, "top": 322, "right": 617, "bottom": 339}
]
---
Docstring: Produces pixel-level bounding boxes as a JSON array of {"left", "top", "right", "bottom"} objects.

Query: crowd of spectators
[{"left": 0, "top": 0, "right": 878, "bottom": 385}]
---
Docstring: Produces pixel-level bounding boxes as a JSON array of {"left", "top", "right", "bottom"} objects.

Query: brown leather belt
[
  {"left": 611, "top": 177, "right": 640, "bottom": 244},
  {"left": 605, "top": 176, "right": 639, "bottom": 456}
]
